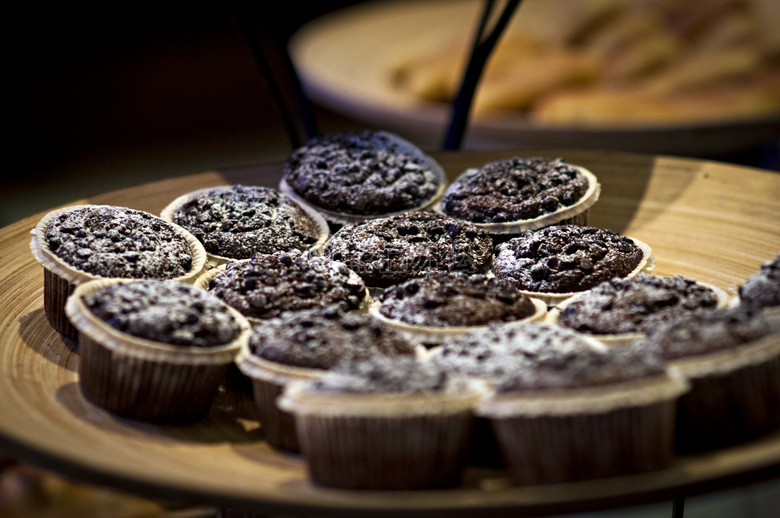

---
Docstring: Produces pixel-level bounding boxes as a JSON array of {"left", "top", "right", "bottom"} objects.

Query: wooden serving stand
[{"left": 1, "top": 149, "right": 779, "bottom": 517}]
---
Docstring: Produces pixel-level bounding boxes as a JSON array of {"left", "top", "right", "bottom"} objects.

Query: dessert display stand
[{"left": 1, "top": 150, "right": 780, "bottom": 517}]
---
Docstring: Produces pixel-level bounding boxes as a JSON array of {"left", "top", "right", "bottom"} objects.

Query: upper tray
[
  {"left": 1, "top": 150, "right": 779, "bottom": 516},
  {"left": 289, "top": 0, "right": 780, "bottom": 156}
]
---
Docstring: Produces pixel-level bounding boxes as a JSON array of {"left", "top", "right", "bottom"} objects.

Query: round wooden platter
[{"left": 1, "top": 149, "right": 779, "bottom": 517}]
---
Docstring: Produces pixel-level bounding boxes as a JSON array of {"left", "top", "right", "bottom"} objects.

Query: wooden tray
[
  {"left": 1, "top": 150, "right": 780, "bottom": 517},
  {"left": 289, "top": 0, "right": 780, "bottom": 156}
]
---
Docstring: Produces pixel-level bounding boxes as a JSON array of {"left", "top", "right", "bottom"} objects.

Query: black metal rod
[
  {"left": 442, "top": 0, "right": 522, "bottom": 151},
  {"left": 672, "top": 496, "right": 686, "bottom": 518},
  {"left": 226, "top": 6, "right": 317, "bottom": 150}
]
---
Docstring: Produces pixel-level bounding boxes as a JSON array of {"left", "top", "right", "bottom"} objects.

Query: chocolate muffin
[
  {"left": 323, "top": 211, "right": 494, "bottom": 289},
  {"left": 476, "top": 340, "right": 687, "bottom": 485},
  {"left": 45, "top": 205, "right": 195, "bottom": 279},
  {"left": 432, "top": 322, "right": 606, "bottom": 466},
  {"left": 377, "top": 272, "right": 540, "bottom": 327},
  {"left": 163, "top": 185, "right": 326, "bottom": 263},
  {"left": 277, "top": 355, "right": 485, "bottom": 490},
  {"left": 31, "top": 205, "right": 207, "bottom": 339},
  {"left": 84, "top": 279, "right": 242, "bottom": 347},
  {"left": 554, "top": 274, "right": 728, "bottom": 339},
  {"left": 66, "top": 279, "right": 250, "bottom": 423},
  {"left": 204, "top": 250, "right": 367, "bottom": 321},
  {"left": 281, "top": 130, "right": 445, "bottom": 222},
  {"left": 441, "top": 157, "right": 590, "bottom": 222},
  {"left": 492, "top": 225, "right": 651, "bottom": 303},
  {"left": 248, "top": 305, "right": 416, "bottom": 370},
  {"left": 438, "top": 157, "right": 600, "bottom": 239},
  {"left": 737, "top": 252, "right": 780, "bottom": 312},
  {"left": 634, "top": 308, "right": 780, "bottom": 453},
  {"left": 235, "top": 306, "right": 416, "bottom": 452}
]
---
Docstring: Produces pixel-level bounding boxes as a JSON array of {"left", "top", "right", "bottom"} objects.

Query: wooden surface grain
[{"left": 1, "top": 150, "right": 779, "bottom": 517}]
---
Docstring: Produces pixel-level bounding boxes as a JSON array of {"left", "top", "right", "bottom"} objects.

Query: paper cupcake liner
[
  {"left": 434, "top": 166, "right": 601, "bottom": 235},
  {"left": 66, "top": 278, "right": 251, "bottom": 422},
  {"left": 367, "top": 297, "right": 548, "bottom": 347},
  {"left": 499, "top": 237, "right": 655, "bottom": 308},
  {"left": 279, "top": 132, "right": 448, "bottom": 229},
  {"left": 489, "top": 398, "right": 679, "bottom": 485},
  {"left": 728, "top": 295, "right": 780, "bottom": 315},
  {"left": 234, "top": 340, "right": 325, "bottom": 453},
  {"left": 669, "top": 332, "right": 780, "bottom": 453},
  {"left": 160, "top": 186, "right": 330, "bottom": 270},
  {"left": 546, "top": 278, "right": 731, "bottom": 346},
  {"left": 293, "top": 411, "right": 475, "bottom": 490},
  {"left": 31, "top": 205, "right": 208, "bottom": 340},
  {"left": 477, "top": 373, "right": 687, "bottom": 485},
  {"left": 278, "top": 379, "right": 486, "bottom": 489}
]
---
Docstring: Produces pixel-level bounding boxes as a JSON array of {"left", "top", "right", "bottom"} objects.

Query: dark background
[{"left": 1, "top": 2, "right": 368, "bottom": 226}]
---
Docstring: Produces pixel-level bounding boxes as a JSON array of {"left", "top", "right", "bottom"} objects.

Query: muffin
[
  {"left": 431, "top": 321, "right": 607, "bottom": 466},
  {"left": 277, "top": 355, "right": 486, "bottom": 490},
  {"left": 476, "top": 338, "right": 688, "bottom": 485},
  {"left": 437, "top": 156, "right": 600, "bottom": 241},
  {"left": 492, "top": 224, "right": 653, "bottom": 305},
  {"left": 161, "top": 184, "right": 328, "bottom": 267},
  {"left": 550, "top": 274, "right": 730, "bottom": 346},
  {"left": 322, "top": 211, "right": 494, "bottom": 290},
  {"left": 734, "top": 252, "right": 780, "bottom": 313},
  {"left": 65, "top": 278, "right": 251, "bottom": 422},
  {"left": 280, "top": 130, "right": 446, "bottom": 227},
  {"left": 30, "top": 205, "right": 207, "bottom": 339},
  {"left": 634, "top": 307, "right": 780, "bottom": 453},
  {"left": 235, "top": 305, "right": 417, "bottom": 452},
  {"left": 370, "top": 272, "right": 546, "bottom": 347},
  {"left": 199, "top": 250, "right": 368, "bottom": 323}
]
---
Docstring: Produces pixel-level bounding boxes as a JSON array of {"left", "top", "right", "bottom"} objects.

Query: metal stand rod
[
  {"left": 672, "top": 496, "right": 685, "bottom": 518},
  {"left": 442, "top": 0, "right": 522, "bottom": 151}
]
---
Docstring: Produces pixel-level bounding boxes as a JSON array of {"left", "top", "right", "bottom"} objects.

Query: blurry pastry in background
[{"left": 390, "top": 0, "right": 780, "bottom": 125}]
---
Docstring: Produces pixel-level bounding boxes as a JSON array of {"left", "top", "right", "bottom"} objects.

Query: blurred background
[
  {"left": 2, "top": 1, "right": 779, "bottom": 516},
  {"left": 2, "top": 0, "right": 780, "bottom": 227}
]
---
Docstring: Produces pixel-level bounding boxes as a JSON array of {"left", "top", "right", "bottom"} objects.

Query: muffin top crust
[
  {"left": 248, "top": 305, "right": 415, "bottom": 369},
  {"left": 634, "top": 307, "right": 780, "bottom": 361},
  {"left": 493, "top": 225, "right": 644, "bottom": 293},
  {"left": 738, "top": 252, "right": 780, "bottom": 311},
  {"left": 84, "top": 280, "right": 242, "bottom": 347},
  {"left": 441, "top": 157, "right": 590, "bottom": 223},
  {"left": 433, "top": 322, "right": 605, "bottom": 381},
  {"left": 282, "top": 130, "right": 442, "bottom": 215},
  {"left": 322, "top": 211, "right": 494, "bottom": 288},
  {"left": 494, "top": 345, "right": 667, "bottom": 394},
  {"left": 558, "top": 274, "right": 720, "bottom": 335},
  {"left": 45, "top": 205, "right": 193, "bottom": 279},
  {"left": 171, "top": 185, "right": 320, "bottom": 259},
  {"left": 305, "top": 355, "right": 465, "bottom": 395},
  {"left": 208, "top": 250, "right": 366, "bottom": 320},
  {"left": 378, "top": 272, "right": 537, "bottom": 327}
]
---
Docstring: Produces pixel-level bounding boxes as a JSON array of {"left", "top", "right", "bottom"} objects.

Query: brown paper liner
[
  {"left": 234, "top": 345, "right": 323, "bottom": 453},
  {"left": 31, "top": 205, "right": 208, "bottom": 340},
  {"left": 160, "top": 186, "right": 330, "bottom": 269},
  {"left": 546, "top": 278, "right": 731, "bottom": 347},
  {"left": 477, "top": 373, "right": 688, "bottom": 485},
  {"left": 278, "top": 379, "right": 486, "bottom": 489},
  {"left": 65, "top": 278, "right": 250, "bottom": 423},
  {"left": 670, "top": 332, "right": 780, "bottom": 453}
]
